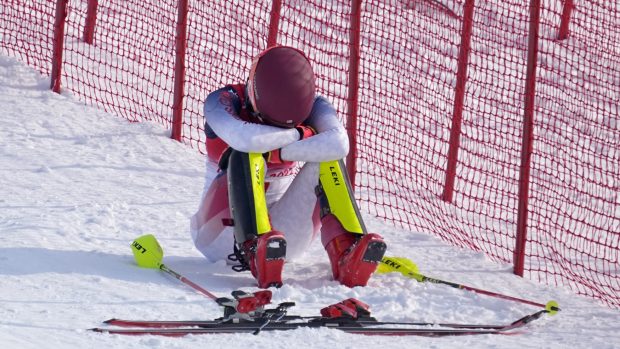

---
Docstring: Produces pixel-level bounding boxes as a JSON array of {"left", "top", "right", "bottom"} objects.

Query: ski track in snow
[{"left": 1, "top": 55, "right": 619, "bottom": 349}]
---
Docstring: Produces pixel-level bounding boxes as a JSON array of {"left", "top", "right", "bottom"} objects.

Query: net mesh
[{"left": 1, "top": 0, "right": 618, "bottom": 307}]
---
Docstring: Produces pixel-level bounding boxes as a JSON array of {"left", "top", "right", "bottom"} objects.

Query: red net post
[
  {"left": 557, "top": 0, "right": 574, "bottom": 40},
  {"left": 83, "top": 0, "right": 98, "bottom": 44},
  {"left": 50, "top": 0, "right": 68, "bottom": 93},
  {"left": 514, "top": 0, "right": 542, "bottom": 277},
  {"left": 442, "top": 0, "right": 475, "bottom": 203},
  {"left": 345, "top": 0, "right": 363, "bottom": 187},
  {"left": 267, "top": 0, "right": 283, "bottom": 48},
  {"left": 171, "top": 0, "right": 189, "bottom": 142}
]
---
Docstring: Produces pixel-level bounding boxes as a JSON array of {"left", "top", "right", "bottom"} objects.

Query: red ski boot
[
  {"left": 240, "top": 231, "right": 287, "bottom": 288},
  {"left": 321, "top": 214, "right": 387, "bottom": 287}
]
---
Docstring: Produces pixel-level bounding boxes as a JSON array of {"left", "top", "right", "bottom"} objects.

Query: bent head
[{"left": 247, "top": 46, "right": 316, "bottom": 128}]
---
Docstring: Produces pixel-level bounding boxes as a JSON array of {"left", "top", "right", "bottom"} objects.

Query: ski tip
[
  {"left": 545, "top": 300, "right": 560, "bottom": 315},
  {"left": 89, "top": 328, "right": 106, "bottom": 333},
  {"left": 102, "top": 319, "right": 117, "bottom": 324}
]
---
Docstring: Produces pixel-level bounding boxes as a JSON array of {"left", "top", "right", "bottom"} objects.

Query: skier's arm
[
  {"left": 204, "top": 88, "right": 300, "bottom": 153},
  {"left": 279, "top": 96, "right": 349, "bottom": 162}
]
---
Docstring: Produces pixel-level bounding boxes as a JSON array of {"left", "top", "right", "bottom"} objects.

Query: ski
[
  {"left": 90, "top": 324, "right": 518, "bottom": 337},
  {"left": 103, "top": 316, "right": 507, "bottom": 330},
  {"left": 93, "top": 310, "right": 546, "bottom": 337},
  {"left": 92, "top": 291, "right": 550, "bottom": 337}
]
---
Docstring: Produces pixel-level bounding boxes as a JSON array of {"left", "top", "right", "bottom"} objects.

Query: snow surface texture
[{"left": 1, "top": 55, "right": 619, "bottom": 349}]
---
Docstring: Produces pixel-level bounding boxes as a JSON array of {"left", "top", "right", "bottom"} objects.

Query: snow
[{"left": 1, "top": 54, "right": 619, "bottom": 349}]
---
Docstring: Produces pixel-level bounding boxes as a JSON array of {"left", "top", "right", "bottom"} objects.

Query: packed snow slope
[{"left": 1, "top": 55, "right": 619, "bottom": 349}]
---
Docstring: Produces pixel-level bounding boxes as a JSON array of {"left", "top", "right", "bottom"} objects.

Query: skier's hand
[
  {"left": 265, "top": 125, "right": 315, "bottom": 164},
  {"left": 265, "top": 148, "right": 293, "bottom": 165},
  {"left": 295, "top": 125, "right": 316, "bottom": 140},
  {"left": 265, "top": 149, "right": 283, "bottom": 164}
]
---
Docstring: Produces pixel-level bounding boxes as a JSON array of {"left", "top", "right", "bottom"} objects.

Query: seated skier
[{"left": 190, "top": 45, "right": 386, "bottom": 288}]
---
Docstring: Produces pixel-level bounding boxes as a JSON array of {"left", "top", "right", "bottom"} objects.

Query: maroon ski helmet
[{"left": 247, "top": 46, "right": 316, "bottom": 128}]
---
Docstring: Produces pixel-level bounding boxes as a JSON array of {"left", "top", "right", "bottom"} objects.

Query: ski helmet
[{"left": 247, "top": 46, "right": 316, "bottom": 128}]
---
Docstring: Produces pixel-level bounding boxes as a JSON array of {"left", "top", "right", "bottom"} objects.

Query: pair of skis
[
  {"left": 92, "top": 235, "right": 557, "bottom": 337},
  {"left": 91, "top": 290, "right": 551, "bottom": 337}
]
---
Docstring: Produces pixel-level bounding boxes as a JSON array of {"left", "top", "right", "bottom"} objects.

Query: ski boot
[
  {"left": 236, "top": 231, "right": 287, "bottom": 288},
  {"left": 321, "top": 214, "right": 387, "bottom": 287}
]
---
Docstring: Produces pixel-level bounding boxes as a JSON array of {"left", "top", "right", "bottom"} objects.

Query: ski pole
[
  {"left": 130, "top": 234, "right": 272, "bottom": 315},
  {"left": 377, "top": 256, "right": 560, "bottom": 314},
  {"left": 158, "top": 264, "right": 218, "bottom": 300},
  {"left": 130, "top": 234, "right": 217, "bottom": 300}
]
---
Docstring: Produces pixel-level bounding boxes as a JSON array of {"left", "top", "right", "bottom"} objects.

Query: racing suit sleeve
[
  {"left": 279, "top": 96, "right": 349, "bottom": 163},
  {"left": 204, "top": 87, "right": 300, "bottom": 153}
]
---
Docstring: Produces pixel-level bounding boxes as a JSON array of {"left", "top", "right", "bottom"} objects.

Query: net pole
[
  {"left": 171, "top": 0, "right": 189, "bottom": 142},
  {"left": 514, "top": 0, "right": 542, "bottom": 276},
  {"left": 345, "top": 0, "right": 362, "bottom": 187},
  {"left": 50, "top": 0, "right": 69, "bottom": 93},
  {"left": 442, "top": 0, "right": 476, "bottom": 203}
]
